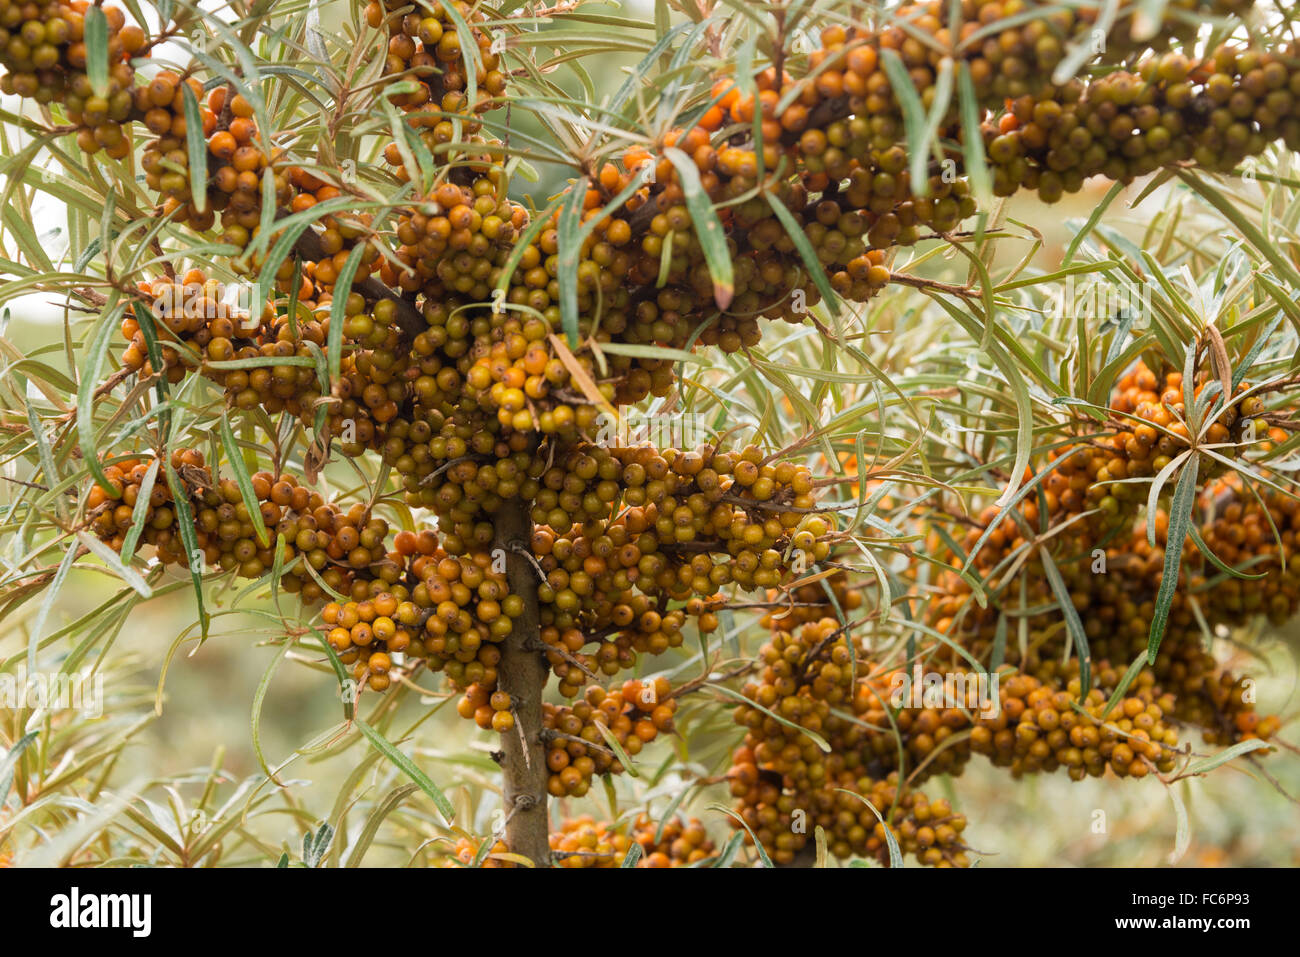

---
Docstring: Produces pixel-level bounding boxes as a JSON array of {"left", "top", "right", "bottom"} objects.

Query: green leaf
[
  {"left": 654, "top": 227, "right": 674, "bottom": 289},
  {"left": 257, "top": 166, "right": 277, "bottom": 259},
  {"left": 663, "top": 147, "right": 732, "bottom": 310},
  {"left": 24, "top": 541, "right": 77, "bottom": 677},
  {"left": 119, "top": 457, "right": 161, "bottom": 559},
  {"left": 709, "top": 830, "right": 745, "bottom": 868},
  {"left": 1250, "top": 274, "right": 1300, "bottom": 360},
  {"left": 262, "top": 531, "right": 289, "bottom": 620},
  {"left": 74, "top": 531, "right": 152, "bottom": 598},
  {"left": 76, "top": 296, "right": 125, "bottom": 498},
  {"left": 218, "top": 413, "right": 269, "bottom": 547},
  {"left": 131, "top": 303, "right": 172, "bottom": 436},
  {"left": 989, "top": 611, "right": 1008, "bottom": 672},
  {"left": 1088, "top": 331, "right": 1157, "bottom": 406},
  {"left": 922, "top": 291, "right": 1035, "bottom": 507},
  {"left": 1145, "top": 450, "right": 1190, "bottom": 548},
  {"left": 916, "top": 56, "right": 954, "bottom": 193},
  {"left": 879, "top": 48, "right": 930, "bottom": 191},
  {"left": 250, "top": 639, "right": 293, "bottom": 783},
  {"left": 249, "top": 195, "right": 394, "bottom": 281},
  {"left": 708, "top": 682, "right": 830, "bottom": 752},
  {"left": 1187, "top": 523, "right": 1267, "bottom": 581},
  {"left": 85, "top": 7, "right": 109, "bottom": 98},
  {"left": 1064, "top": 181, "right": 1124, "bottom": 264},
  {"left": 310, "top": 627, "right": 353, "bottom": 720},
  {"left": 593, "top": 342, "right": 703, "bottom": 364},
  {"left": 304, "top": 823, "right": 334, "bottom": 868},
  {"left": 353, "top": 717, "right": 455, "bottom": 823},
  {"left": 956, "top": 61, "right": 990, "bottom": 205},
  {"left": 1148, "top": 453, "right": 1199, "bottom": 662},
  {"left": 1099, "top": 653, "right": 1149, "bottom": 720},
  {"left": 436, "top": 0, "right": 481, "bottom": 106},
  {"left": 609, "top": 22, "right": 692, "bottom": 112},
  {"left": 493, "top": 195, "right": 564, "bottom": 300},
  {"left": 764, "top": 192, "right": 840, "bottom": 318},
  {"left": 380, "top": 99, "right": 423, "bottom": 190},
  {"left": 327, "top": 244, "right": 369, "bottom": 385},
  {"left": 620, "top": 841, "right": 643, "bottom": 868},
  {"left": 24, "top": 401, "right": 61, "bottom": 516},
  {"left": 1179, "top": 738, "right": 1270, "bottom": 777},
  {"left": 98, "top": 185, "right": 116, "bottom": 276},
  {"left": 163, "top": 459, "right": 209, "bottom": 640},
  {"left": 181, "top": 83, "right": 209, "bottom": 215},
  {"left": 467, "top": 831, "right": 497, "bottom": 868},
  {"left": 344, "top": 783, "right": 420, "bottom": 867},
  {"left": 557, "top": 177, "right": 587, "bottom": 348},
  {"left": 1177, "top": 170, "right": 1300, "bottom": 292},
  {"left": 0, "top": 731, "right": 38, "bottom": 808},
  {"left": 655, "top": 783, "right": 693, "bottom": 844},
  {"left": 1038, "top": 545, "right": 1090, "bottom": 695},
  {"left": 706, "top": 803, "right": 773, "bottom": 867},
  {"left": 593, "top": 720, "right": 640, "bottom": 777}
]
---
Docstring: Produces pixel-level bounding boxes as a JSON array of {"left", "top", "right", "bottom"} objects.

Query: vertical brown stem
[{"left": 493, "top": 495, "right": 550, "bottom": 865}]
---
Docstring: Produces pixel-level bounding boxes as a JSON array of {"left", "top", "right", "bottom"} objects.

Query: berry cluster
[
  {"left": 88, "top": 448, "right": 401, "bottom": 602},
  {"left": 542, "top": 678, "right": 677, "bottom": 797},
  {"left": 925, "top": 359, "right": 1285, "bottom": 749},
  {"left": 0, "top": 1, "right": 142, "bottom": 156},
  {"left": 727, "top": 617, "right": 972, "bottom": 867},
  {"left": 440, "top": 813, "right": 714, "bottom": 867},
  {"left": 550, "top": 813, "right": 715, "bottom": 868}
]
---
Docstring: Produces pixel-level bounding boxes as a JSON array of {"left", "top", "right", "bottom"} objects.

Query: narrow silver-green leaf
[
  {"left": 181, "top": 83, "right": 209, "bottom": 215},
  {"left": 880, "top": 48, "right": 929, "bottom": 193},
  {"left": 1038, "top": 545, "right": 1090, "bottom": 694},
  {"left": 353, "top": 717, "right": 455, "bottom": 823},
  {"left": 1179, "top": 738, "right": 1270, "bottom": 777},
  {"left": 218, "top": 413, "right": 270, "bottom": 547},
  {"left": 85, "top": 7, "right": 109, "bottom": 98},
  {"left": 557, "top": 177, "right": 587, "bottom": 348},
  {"left": 1148, "top": 454, "right": 1199, "bottom": 662},
  {"left": 709, "top": 682, "right": 830, "bottom": 752},
  {"left": 664, "top": 146, "right": 733, "bottom": 309},
  {"left": 76, "top": 297, "right": 125, "bottom": 498},
  {"left": 1100, "top": 653, "right": 1149, "bottom": 720},
  {"left": 764, "top": 192, "right": 840, "bottom": 318},
  {"left": 119, "top": 457, "right": 161, "bottom": 559},
  {"left": 327, "top": 243, "right": 369, "bottom": 385},
  {"left": 163, "top": 459, "right": 209, "bottom": 640}
]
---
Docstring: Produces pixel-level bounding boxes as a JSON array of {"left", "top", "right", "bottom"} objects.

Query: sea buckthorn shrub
[{"left": 2, "top": 0, "right": 1296, "bottom": 868}]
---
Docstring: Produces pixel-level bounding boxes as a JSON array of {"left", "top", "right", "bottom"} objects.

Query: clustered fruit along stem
[{"left": 5, "top": 0, "right": 1300, "bottom": 867}]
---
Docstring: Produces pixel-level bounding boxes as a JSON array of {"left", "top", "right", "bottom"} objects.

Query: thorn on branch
[
  {"left": 539, "top": 728, "right": 616, "bottom": 758},
  {"left": 531, "top": 636, "right": 599, "bottom": 680},
  {"left": 509, "top": 540, "right": 548, "bottom": 582}
]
